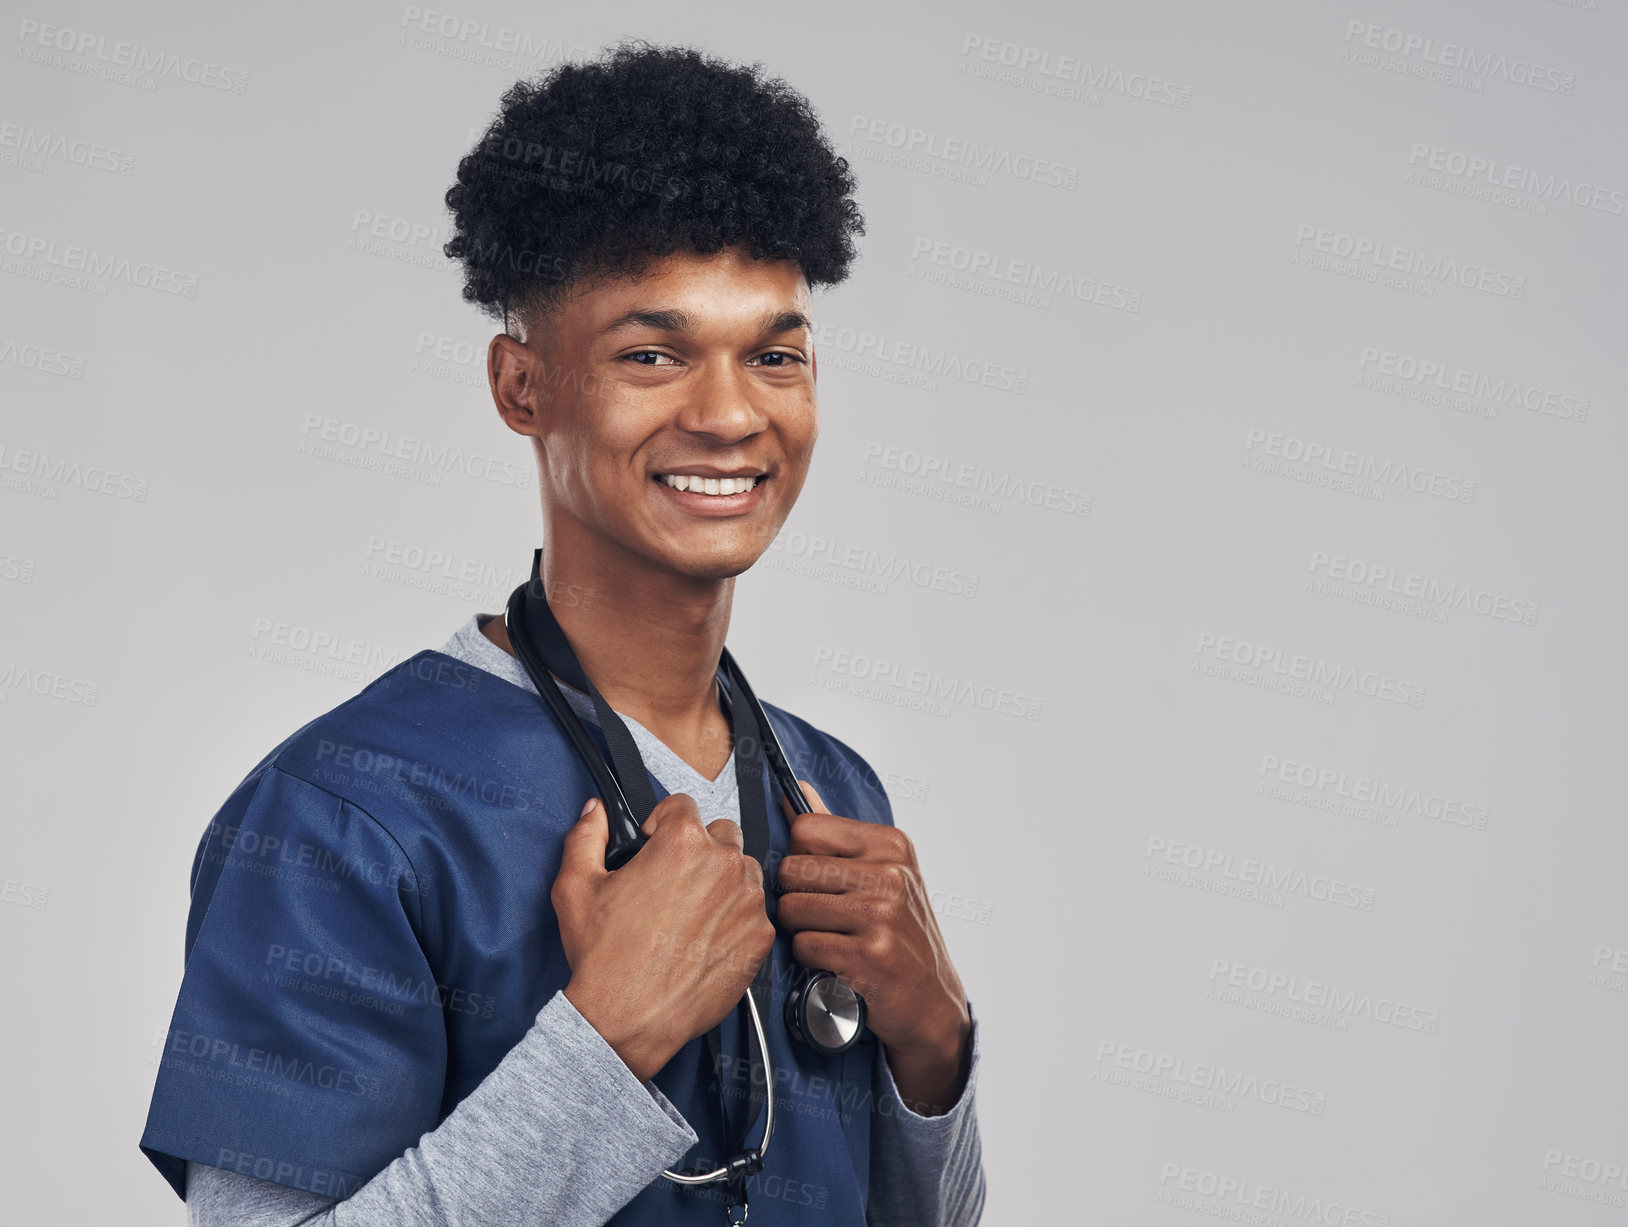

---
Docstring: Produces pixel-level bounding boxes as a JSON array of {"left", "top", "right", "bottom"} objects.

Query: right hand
[{"left": 555, "top": 793, "right": 776, "bottom": 1082}]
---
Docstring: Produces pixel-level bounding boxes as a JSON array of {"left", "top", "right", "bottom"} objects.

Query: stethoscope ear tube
[
  {"left": 501, "top": 572, "right": 777, "bottom": 1184},
  {"left": 502, "top": 579, "right": 648, "bottom": 869},
  {"left": 721, "top": 647, "right": 869, "bottom": 1058},
  {"left": 719, "top": 645, "right": 812, "bottom": 818},
  {"left": 504, "top": 552, "right": 864, "bottom": 1191}
]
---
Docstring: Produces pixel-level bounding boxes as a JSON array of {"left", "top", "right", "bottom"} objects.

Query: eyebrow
[{"left": 598, "top": 306, "right": 813, "bottom": 337}]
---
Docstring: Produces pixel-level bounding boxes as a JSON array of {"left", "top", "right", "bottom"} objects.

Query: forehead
[{"left": 567, "top": 246, "right": 811, "bottom": 332}]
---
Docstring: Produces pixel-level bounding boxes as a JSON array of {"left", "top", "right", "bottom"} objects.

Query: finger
[
  {"left": 642, "top": 790, "right": 701, "bottom": 837},
  {"left": 786, "top": 811, "right": 882, "bottom": 858},
  {"left": 789, "top": 929, "right": 869, "bottom": 983},
  {"left": 776, "top": 853, "right": 877, "bottom": 896},
  {"left": 778, "top": 777, "right": 831, "bottom": 822},
  {"left": 559, "top": 798, "right": 608, "bottom": 880},
  {"left": 777, "top": 889, "right": 866, "bottom": 936},
  {"left": 705, "top": 817, "right": 745, "bottom": 853}
]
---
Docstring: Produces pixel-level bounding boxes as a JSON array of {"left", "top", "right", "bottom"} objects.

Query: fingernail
[{"left": 581, "top": 798, "right": 596, "bottom": 817}]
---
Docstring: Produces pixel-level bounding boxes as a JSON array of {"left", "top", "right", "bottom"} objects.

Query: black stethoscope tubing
[{"left": 501, "top": 577, "right": 787, "bottom": 1183}]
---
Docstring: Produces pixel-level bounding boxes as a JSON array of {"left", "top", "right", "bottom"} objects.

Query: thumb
[
  {"left": 560, "top": 797, "right": 609, "bottom": 881},
  {"left": 779, "top": 777, "right": 830, "bottom": 819},
  {"left": 798, "top": 779, "right": 830, "bottom": 813}
]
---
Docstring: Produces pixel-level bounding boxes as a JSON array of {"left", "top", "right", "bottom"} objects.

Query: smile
[
  {"left": 651, "top": 471, "right": 769, "bottom": 516},
  {"left": 655, "top": 473, "right": 763, "bottom": 496}
]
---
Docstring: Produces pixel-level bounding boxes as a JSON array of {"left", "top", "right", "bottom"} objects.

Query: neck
[{"left": 499, "top": 524, "right": 735, "bottom": 735}]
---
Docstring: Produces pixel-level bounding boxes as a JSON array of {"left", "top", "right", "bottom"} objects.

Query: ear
[{"left": 488, "top": 332, "right": 543, "bottom": 435}]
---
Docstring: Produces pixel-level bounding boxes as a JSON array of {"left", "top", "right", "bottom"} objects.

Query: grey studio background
[{"left": 2, "top": 0, "right": 1624, "bottom": 1223}]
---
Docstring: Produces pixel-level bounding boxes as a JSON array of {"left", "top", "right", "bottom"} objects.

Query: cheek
[
  {"left": 535, "top": 430, "right": 587, "bottom": 502},
  {"left": 781, "top": 400, "right": 819, "bottom": 466},
  {"left": 782, "top": 424, "right": 819, "bottom": 496},
  {"left": 581, "top": 451, "right": 642, "bottom": 516},
  {"left": 550, "top": 399, "right": 639, "bottom": 502}
]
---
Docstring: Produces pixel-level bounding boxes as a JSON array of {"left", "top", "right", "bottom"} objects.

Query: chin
[
  {"left": 659, "top": 539, "right": 767, "bottom": 582},
  {"left": 673, "top": 553, "right": 761, "bottom": 582}
]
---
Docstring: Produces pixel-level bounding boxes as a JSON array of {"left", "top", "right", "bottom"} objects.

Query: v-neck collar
[{"left": 447, "top": 613, "right": 739, "bottom": 792}]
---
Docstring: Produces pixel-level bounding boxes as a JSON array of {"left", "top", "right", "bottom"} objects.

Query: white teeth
[{"left": 658, "top": 474, "right": 760, "bottom": 495}]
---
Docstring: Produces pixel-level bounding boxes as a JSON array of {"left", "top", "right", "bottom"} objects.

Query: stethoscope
[{"left": 502, "top": 549, "right": 867, "bottom": 1209}]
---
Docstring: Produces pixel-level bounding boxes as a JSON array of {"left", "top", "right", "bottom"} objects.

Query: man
[{"left": 140, "top": 39, "right": 985, "bottom": 1225}]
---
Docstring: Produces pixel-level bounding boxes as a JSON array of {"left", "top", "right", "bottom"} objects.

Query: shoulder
[
  {"left": 212, "top": 649, "right": 528, "bottom": 845},
  {"left": 759, "top": 698, "right": 894, "bottom": 828},
  {"left": 256, "top": 650, "right": 494, "bottom": 779},
  {"left": 182, "top": 650, "right": 522, "bottom": 930}
]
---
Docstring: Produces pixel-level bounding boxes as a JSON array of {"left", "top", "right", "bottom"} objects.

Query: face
[{"left": 488, "top": 245, "right": 819, "bottom": 584}]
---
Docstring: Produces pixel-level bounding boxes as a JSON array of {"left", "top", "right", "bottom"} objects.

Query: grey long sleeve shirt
[{"left": 181, "top": 614, "right": 986, "bottom": 1225}]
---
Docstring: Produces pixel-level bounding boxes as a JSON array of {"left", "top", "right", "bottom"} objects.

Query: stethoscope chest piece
[{"left": 785, "top": 969, "right": 866, "bottom": 1055}]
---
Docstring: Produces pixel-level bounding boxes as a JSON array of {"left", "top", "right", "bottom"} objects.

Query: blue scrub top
[{"left": 139, "top": 648, "right": 895, "bottom": 1223}]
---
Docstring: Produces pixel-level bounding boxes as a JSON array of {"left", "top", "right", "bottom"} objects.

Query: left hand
[{"left": 776, "top": 780, "right": 972, "bottom": 1114}]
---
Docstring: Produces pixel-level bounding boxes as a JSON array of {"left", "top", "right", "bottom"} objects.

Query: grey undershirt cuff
[{"left": 186, "top": 988, "right": 698, "bottom": 1226}]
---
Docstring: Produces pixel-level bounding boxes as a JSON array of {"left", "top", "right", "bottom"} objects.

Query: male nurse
[{"left": 141, "top": 37, "right": 985, "bottom": 1226}]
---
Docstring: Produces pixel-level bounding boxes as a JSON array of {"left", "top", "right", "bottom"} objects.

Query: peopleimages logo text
[
  {"left": 1194, "top": 632, "right": 1426, "bottom": 708},
  {"left": 1293, "top": 224, "right": 1525, "bottom": 298},
  {"left": 1342, "top": 21, "right": 1576, "bottom": 93},
  {"left": 846, "top": 115, "right": 1079, "bottom": 189}
]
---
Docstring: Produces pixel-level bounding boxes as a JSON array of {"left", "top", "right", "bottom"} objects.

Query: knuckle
[
  {"left": 652, "top": 794, "right": 699, "bottom": 827},
  {"left": 885, "top": 865, "right": 911, "bottom": 904},
  {"left": 868, "top": 892, "right": 901, "bottom": 924},
  {"left": 668, "top": 814, "right": 708, "bottom": 848}
]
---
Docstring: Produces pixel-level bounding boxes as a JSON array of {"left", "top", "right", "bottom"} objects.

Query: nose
[{"left": 673, "top": 356, "right": 768, "bottom": 443}]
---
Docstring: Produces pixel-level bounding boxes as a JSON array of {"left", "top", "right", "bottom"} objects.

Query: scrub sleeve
[{"left": 140, "top": 765, "right": 445, "bottom": 1199}]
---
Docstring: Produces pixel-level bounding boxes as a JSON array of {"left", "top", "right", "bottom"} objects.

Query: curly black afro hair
[{"left": 443, "top": 38, "right": 865, "bottom": 335}]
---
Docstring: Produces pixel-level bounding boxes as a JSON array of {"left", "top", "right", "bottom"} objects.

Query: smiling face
[{"left": 489, "top": 244, "right": 819, "bottom": 585}]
